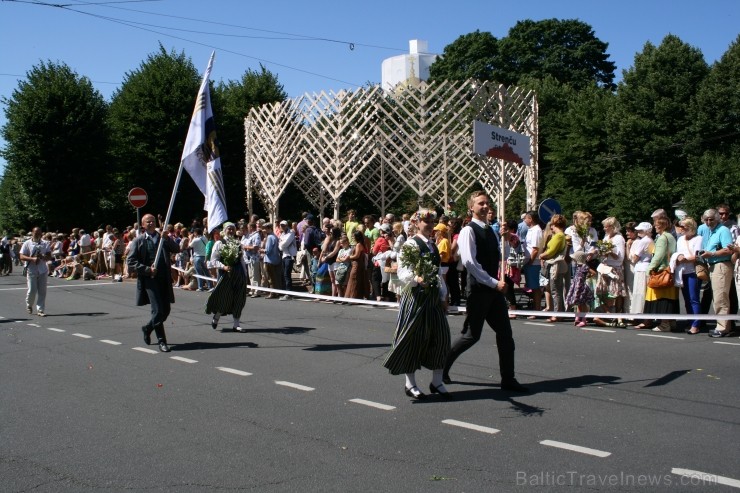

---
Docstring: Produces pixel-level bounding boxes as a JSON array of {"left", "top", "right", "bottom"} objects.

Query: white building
[{"left": 381, "top": 39, "right": 437, "bottom": 90}]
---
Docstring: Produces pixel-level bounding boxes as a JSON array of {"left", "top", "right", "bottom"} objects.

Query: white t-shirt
[
  {"left": 630, "top": 235, "right": 654, "bottom": 272},
  {"left": 525, "top": 224, "right": 543, "bottom": 258},
  {"left": 603, "top": 234, "right": 625, "bottom": 267},
  {"left": 20, "top": 238, "right": 51, "bottom": 276},
  {"left": 676, "top": 235, "right": 703, "bottom": 274}
]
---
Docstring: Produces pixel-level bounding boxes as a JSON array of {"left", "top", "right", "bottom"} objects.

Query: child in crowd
[{"left": 566, "top": 251, "right": 598, "bottom": 327}]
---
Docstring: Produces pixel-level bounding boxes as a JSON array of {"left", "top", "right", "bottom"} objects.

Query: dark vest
[
  {"left": 412, "top": 236, "right": 441, "bottom": 267},
  {"left": 467, "top": 222, "right": 500, "bottom": 292}
]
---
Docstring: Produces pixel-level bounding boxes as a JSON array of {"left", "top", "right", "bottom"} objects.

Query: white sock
[{"left": 404, "top": 373, "right": 417, "bottom": 389}]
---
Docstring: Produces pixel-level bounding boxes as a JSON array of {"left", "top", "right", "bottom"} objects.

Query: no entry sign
[{"left": 128, "top": 187, "right": 148, "bottom": 209}]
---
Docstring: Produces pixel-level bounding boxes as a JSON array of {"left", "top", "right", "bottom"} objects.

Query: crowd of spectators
[{"left": 2, "top": 200, "right": 738, "bottom": 335}]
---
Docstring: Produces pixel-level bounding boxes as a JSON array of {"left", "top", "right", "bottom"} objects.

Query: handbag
[
  {"left": 648, "top": 268, "right": 674, "bottom": 289},
  {"left": 316, "top": 262, "right": 329, "bottom": 277},
  {"left": 695, "top": 262, "right": 709, "bottom": 282},
  {"left": 384, "top": 257, "right": 397, "bottom": 274}
]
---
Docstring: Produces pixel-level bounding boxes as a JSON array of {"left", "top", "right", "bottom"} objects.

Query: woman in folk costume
[
  {"left": 206, "top": 222, "right": 248, "bottom": 332},
  {"left": 383, "top": 209, "right": 452, "bottom": 400}
]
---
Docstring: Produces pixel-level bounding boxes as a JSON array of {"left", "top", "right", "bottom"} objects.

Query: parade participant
[
  {"left": 443, "top": 191, "right": 527, "bottom": 392},
  {"left": 383, "top": 209, "right": 452, "bottom": 400},
  {"left": 19, "top": 227, "right": 52, "bottom": 317},
  {"left": 206, "top": 222, "right": 248, "bottom": 332},
  {"left": 126, "top": 213, "right": 180, "bottom": 352}
]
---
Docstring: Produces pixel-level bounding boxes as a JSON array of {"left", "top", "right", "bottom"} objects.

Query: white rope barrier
[{"left": 170, "top": 265, "right": 740, "bottom": 322}]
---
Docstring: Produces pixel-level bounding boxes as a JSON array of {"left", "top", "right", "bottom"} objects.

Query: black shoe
[
  {"left": 211, "top": 316, "right": 218, "bottom": 330},
  {"left": 708, "top": 329, "right": 731, "bottom": 338},
  {"left": 158, "top": 341, "right": 171, "bottom": 352},
  {"left": 501, "top": 378, "right": 529, "bottom": 393},
  {"left": 404, "top": 385, "right": 426, "bottom": 400},
  {"left": 442, "top": 373, "right": 452, "bottom": 385},
  {"left": 141, "top": 325, "right": 152, "bottom": 345},
  {"left": 429, "top": 383, "right": 454, "bottom": 400}
]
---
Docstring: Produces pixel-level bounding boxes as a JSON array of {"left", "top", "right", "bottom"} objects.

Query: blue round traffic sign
[{"left": 538, "top": 198, "right": 561, "bottom": 224}]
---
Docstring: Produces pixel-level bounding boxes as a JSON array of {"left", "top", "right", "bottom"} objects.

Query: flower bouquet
[
  {"left": 596, "top": 240, "right": 614, "bottom": 259},
  {"left": 400, "top": 243, "right": 439, "bottom": 290},
  {"left": 220, "top": 238, "right": 242, "bottom": 267}
]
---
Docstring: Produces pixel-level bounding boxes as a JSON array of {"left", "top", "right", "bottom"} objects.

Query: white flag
[{"left": 181, "top": 52, "right": 228, "bottom": 233}]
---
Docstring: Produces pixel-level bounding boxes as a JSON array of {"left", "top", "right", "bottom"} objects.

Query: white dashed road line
[
  {"left": 47, "top": 328, "right": 65, "bottom": 332},
  {"left": 348, "top": 398, "right": 395, "bottom": 411},
  {"left": 27, "top": 323, "right": 40, "bottom": 327},
  {"left": 580, "top": 327, "right": 616, "bottom": 333},
  {"left": 100, "top": 340, "right": 121, "bottom": 345},
  {"left": 637, "top": 334, "right": 684, "bottom": 340},
  {"left": 170, "top": 356, "right": 198, "bottom": 364},
  {"left": 713, "top": 341, "right": 740, "bottom": 346},
  {"left": 275, "top": 380, "right": 315, "bottom": 392},
  {"left": 216, "top": 367, "right": 252, "bottom": 376},
  {"left": 523, "top": 322, "right": 555, "bottom": 327},
  {"left": 132, "top": 347, "right": 159, "bottom": 354},
  {"left": 671, "top": 468, "right": 740, "bottom": 488},
  {"left": 72, "top": 333, "right": 92, "bottom": 339},
  {"left": 540, "top": 439, "right": 611, "bottom": 458},
  {"left": 441, "top": 419, "right": 500, "bottom": 435}
]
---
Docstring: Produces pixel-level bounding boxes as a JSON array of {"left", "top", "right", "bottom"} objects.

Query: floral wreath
[{"left": 411, "top": 209, "right": 437, "bottom": 224}]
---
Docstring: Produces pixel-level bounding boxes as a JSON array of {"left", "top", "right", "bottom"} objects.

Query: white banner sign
[{"left": 473, "top": 120, "right": 531, "bottom": 166}]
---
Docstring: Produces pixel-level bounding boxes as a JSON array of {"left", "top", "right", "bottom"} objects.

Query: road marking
[
  {"left": 170, "top": 356, "right": 198, "bottom": 364},
  {"left": 47, "top": 328, "right": 65, "bottom": 332},
  {"left": 100, "top": 339, "right": 121, "bottom": 345},
  {"left": 27, "top": 323, "right": 41, "bottom": 327},
  {"left": 540, "top": 440, "right": 611, "bottom": 457},
  {"left": 671, "top": 468, "right": 740, "bottom": 488},
  {"left": 0, "top": 282, "right": 123, "bottom": 292},
  {"left": 72, "top": 333, "right": 92, "bottom": 339},
  {"left": 441, "top": 419, "right": 500, "bottom": 435},
  {"left": 132, "top": 347, "right": 159, "bottom": 354},
  {"left": 275, "top": 380, "right": 315, "bottom": 392},
  {"left": 523, "top": 322, "right": 555, "bottom": 327},
  {"left": 637, "top": 334, "right": 684, "bottom": 340},
  {"left": 15, "top": 320, "right": 23, "bottom": 323},
  {"left": 580, "top": 327, "right": 616, "bottom": 333},
  {"left": 349, "top": 398, "right": 395, "bottom": 411},
  {"left": 216, "top": 367, "right": 252, "bottom": 376},
  {"left": 713, "top": 341, "right": 740, "bottom": 346}
]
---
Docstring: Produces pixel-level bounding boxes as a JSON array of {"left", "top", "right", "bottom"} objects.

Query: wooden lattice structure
[{"left": 245, "top": 79, "right": 538, "bottom": 220}]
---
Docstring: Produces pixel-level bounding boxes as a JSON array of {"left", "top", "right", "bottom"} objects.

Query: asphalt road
[{"left": 1, "top": 271, "right": 739, "bottom": 492}]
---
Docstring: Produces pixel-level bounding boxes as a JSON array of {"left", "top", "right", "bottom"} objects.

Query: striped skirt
[
  {"left": 205, "top": 266, "right": 248, "bottom": 319},
  {"left": 382, "top": 286, "right": 451, "bottom": 375}
]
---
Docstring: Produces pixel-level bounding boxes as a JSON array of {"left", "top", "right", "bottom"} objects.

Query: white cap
[
  {"left": 635, "top": 222, "right": 652, "bottom": 232},
  {"left": 279, "top": 220, "right": 288, "bottom": 226},
  {"left": 675, "top": 209, "right": 687, "bottom": 220}
]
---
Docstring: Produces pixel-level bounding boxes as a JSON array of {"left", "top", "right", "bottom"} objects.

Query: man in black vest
[{"left": 443, "top": 191, "right": 527, "bottom": 392}]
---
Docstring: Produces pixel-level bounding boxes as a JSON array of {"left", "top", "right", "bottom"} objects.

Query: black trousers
[
  {"left": 144, "top": 277, "right": 171, "bottom": 342},
  {"left": 444, "top": 287, "right": 516, "bottom": 380}
]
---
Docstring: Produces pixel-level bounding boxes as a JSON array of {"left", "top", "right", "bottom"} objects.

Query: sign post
[{"left": 128, "top": 187, "right": 148, "bottom": 229}]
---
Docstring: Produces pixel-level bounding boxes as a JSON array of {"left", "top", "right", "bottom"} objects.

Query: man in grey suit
[{"left": 126, "top": 213, "right": 180, "bottom": 352}]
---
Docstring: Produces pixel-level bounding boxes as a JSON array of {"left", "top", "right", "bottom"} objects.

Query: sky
[{"left": 1, "top": 0, "right": 738, "bottom": 173}]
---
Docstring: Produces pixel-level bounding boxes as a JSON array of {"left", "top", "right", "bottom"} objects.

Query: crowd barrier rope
[{"left": 170, "top": 265, "right": 740, "bottom": 322}]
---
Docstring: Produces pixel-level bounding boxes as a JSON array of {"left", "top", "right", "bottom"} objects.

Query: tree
[
  {"left": 690, "top": 34, "right": 740, "bottom": 155},
  {"left": 495, "top": 19, "right": 616, "bottom": 90},
  {"left": 543, "top": 83, "right": 615, "bottom": 219},
  {"left": 428, "top": 30, "right": 498, "bottom": 82},
  {"left": 213, "top": 65, "right": 287, "bottom": 219},
  {"left": 0, "top": 61, "right": 109, "bottom": 231},
  {"left": 607, "top": 166, "right": 673, "bottom": 223},
  {"left": 608, "top": 35, "right": 709, "bottom": 193},
  {"left": 107, "top": 45, "right": 201, "bottom": 225}
]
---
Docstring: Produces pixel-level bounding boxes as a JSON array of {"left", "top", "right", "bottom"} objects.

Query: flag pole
[{"left": 153, "top": 163, "right": 185, "bottom": 268}]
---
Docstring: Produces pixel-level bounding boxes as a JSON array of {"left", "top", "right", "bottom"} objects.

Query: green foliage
[
  {"left": 214, "top": 65, "right": 288, "bottom": 218},
  {"left": 428, "top": 30, "right": 498, "bottom": 82},
  {"left": 690, "top": 34, "right": 740, "bottom": 155},
  {"left": 681, "top": 146, "right": 740, "bottom": 217},
  {"left": 0, "top": 60, "right": 108, "bottom": 231},
  {"left": 608, "top": 35, "right": 709, "bottom": 186},
  {"left": 607, "top": 166, "right": 673, "bottom": 223},
  {"left": 495, "top": 19, "right": 616, "bottom": 89},
  {"left": 107, "top": 44, "right": 201, "bottom": 224}
]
